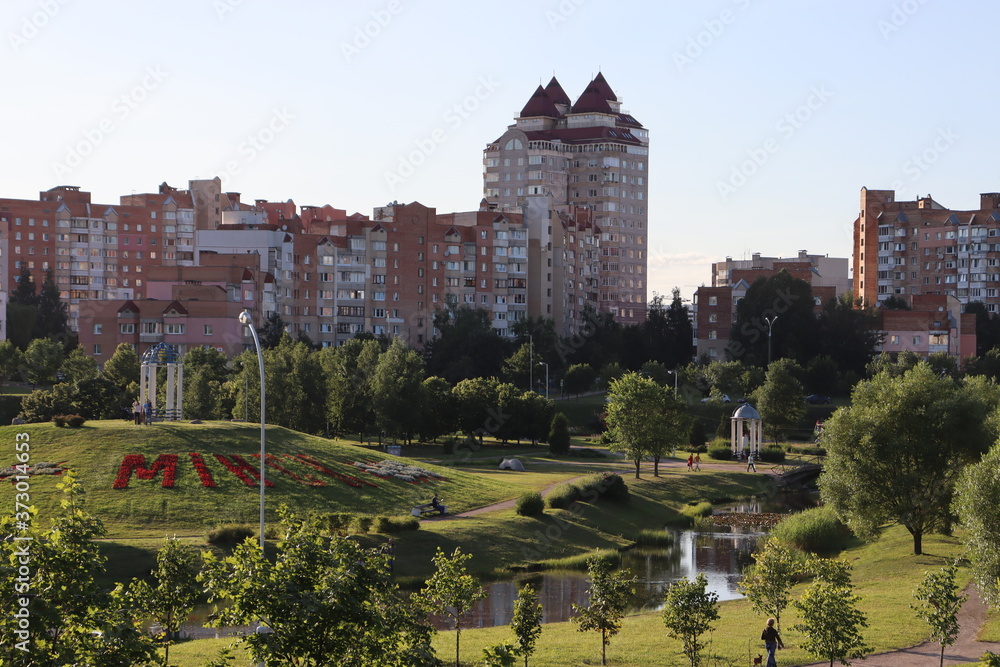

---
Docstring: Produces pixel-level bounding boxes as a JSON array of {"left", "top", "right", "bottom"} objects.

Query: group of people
[
  {"left": 131, "top": 399, "right": 155, "bottom": 425},
  {"left": 686, "top": 453, "right": 701, "bottom": 471}
]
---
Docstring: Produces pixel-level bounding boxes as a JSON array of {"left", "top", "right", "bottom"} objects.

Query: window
[
  {"left": 93, "top": 344, "right": 102, "bottom": 356},
  {"left": 93, "top": 324, "right": 103, "bottom": 334},
  {"left": 708, "top": 296, "right": 718, "bottom": 306},
  {"left": 204, "top": 325, "right": 213, "bottom": 336},
  {"left": 120, "top": 323, "right": 135, "bottom": 334},
  {"left": 166, "top": 324, "right": 185, "bottom": 335},
  {"left": 912, "top": 335, "right": 922, "bottom": 345}
]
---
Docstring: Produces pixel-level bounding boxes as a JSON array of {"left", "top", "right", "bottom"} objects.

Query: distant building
[
  {"left": 855, "top": 188, "right": 1000, "bottom": 310},
  {"left": 483, "top": 73, "right": 649, "bottom": 326},
  {"left": 878, "top": 294, "right": 976, "bottom": 360}
]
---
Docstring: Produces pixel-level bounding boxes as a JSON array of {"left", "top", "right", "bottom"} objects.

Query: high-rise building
[
  {"left": 483, "top": 73, "right": 649, "bottom": 328},
  {"left": 855, "top": 187, "right": 1000, "bottom": 310}
]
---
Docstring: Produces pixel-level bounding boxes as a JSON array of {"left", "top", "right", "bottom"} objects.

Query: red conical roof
[
  {"left": 545, "top": 77, "right": 572, "bottom": 106},
  {"left": 590, "top": 71, "right": 618, "bottom": 102},
  {"left": 570, "top": 80, "right": 615, "bottom": 114},
  {"left": 519, "top": 85, "right": 560, "bottom": 118}
]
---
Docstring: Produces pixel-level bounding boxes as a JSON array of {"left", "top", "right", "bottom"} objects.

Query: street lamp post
[
  {"left": 540, "top": 362, "right": 549, "bottom": 399},
  {"left": 667, "top": 369, "right": 678, "bottom": 398},
  {"left": 239, "top": 309, "right": 267, "bottom": 551},
  {"left": 765, "top": 316, "right": 778, "bottom": 367}
]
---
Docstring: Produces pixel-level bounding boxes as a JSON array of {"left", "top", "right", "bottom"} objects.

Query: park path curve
[{"left": 795, "top": 585, "right": 1000, "bottom": 666}]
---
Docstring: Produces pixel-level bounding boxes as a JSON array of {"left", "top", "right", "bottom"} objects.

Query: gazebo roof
[
  {"left": 732, "top": 403, "right": 760, "bottom": 420},
  {"left": 141, "top": 342, "right": 182, "bottom": 365}
]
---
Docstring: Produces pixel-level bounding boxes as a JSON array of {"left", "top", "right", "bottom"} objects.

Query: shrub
[
  {"left": 771, "top": 506, "right": 851, "bottom": 554},
  {"left": 688, "top": 418, "right": 707, "bottom": 449},
  {"left": 758, "top": 446, "right": 786, "bottom": 463},
  {"left": 571, "top": 448, "right": 606, "bottom": 459},
  {"left": 207, "top": 524, "right": 256, "bottom": 545},
  {"left": 51, "top": 415, "right": 66, "bottom": 428},
  {"left": 352, "top": 516, "right": 374, "bottom": 534},
  {"left": 373, "top": 515, "right": 420, "bottom": 533},
  {"left": 66, "top": 414, "right": 85, "bottom": 428},
  {"left": 515, "top": 491, "right": 545, "bottom": 517},
  {"left": 546, "top": 482, "right": 581, "bottom": 509},
  {"left": 548, "top": 412, "right": 571, "bottom": 455},
  {"left": 680, "top": 501, "right": 713, "bottom": 521},
  {"left": 707, "top": 444, "right": 733, "bottom": 461},
  {"left": 482, "top": 642, "right": 520, "bottom": 667},
  {"left": 634, "top": 529, "right": 673, "bottom": 547},
  {"left": 442, "top": 437, "right": 456, "bottom": 455}
]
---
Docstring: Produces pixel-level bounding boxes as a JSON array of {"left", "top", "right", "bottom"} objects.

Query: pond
[
  {"left": 166, "top": 490, "right": 818, "bottom": 637},
  {"left": 440, "top": 489, "right": 819, "bottom": 630}
]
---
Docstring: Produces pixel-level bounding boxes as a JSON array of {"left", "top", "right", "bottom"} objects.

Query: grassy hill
[{"left": 0, "top": 420, "right": 523, "bottom": 538}]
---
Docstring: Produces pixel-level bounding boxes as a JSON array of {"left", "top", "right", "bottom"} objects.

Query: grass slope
[{"left": 0, "top": 421, "right": 536, "bottom": 537}]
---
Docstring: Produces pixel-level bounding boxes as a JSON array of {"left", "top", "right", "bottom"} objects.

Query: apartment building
[
  {"left": 483, "top": 73, "right": 649, "bottom": 326},
  {"left": 855, "top": 188, "right": 1000, "bottom": 310}
]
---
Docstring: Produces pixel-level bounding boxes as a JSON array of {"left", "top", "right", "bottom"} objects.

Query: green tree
[
  {"left": 547, "top": 412, "right": 571, "bottom": 455},
  {"left": 661, "top": 573, "right": 721, "bottom": 667},
  {"left": 372, "top": 338, "right": 425, "bottom": 443},
  {"left": 127, "top": 537, "right": 202, "bottom": 666},
  {"left": 728, "top": 270, "right": 819, "bottom": 366},
  {"left": 452, "top": 376, "right": 500, "bottom": 445},
  {"left": 0, "top": 339, "right": 25, "bottom": 392},
  {"left": 502, "top": 342, "right": 543, "bottom": 392},
  {"left": 182, "top": 346, "right": 232, "bottom": 419},
  {"left": 573, "top": 555, "right": 635, "bottom": 666},
  {"left": 0, "top": 474, "right": 156, "bottom": 665},
  {"left": 563, "top": 363, "right": 597, "bottom": 397},
  {"left": 954, "top": 442, "right": 1000, "bottom": 606},
  {"left": 911, "top": 563, "right": 966, "bottom": 667},
  {"left": 420, "top": 546, "right": 487, "bottom": 667},
  {"left": 258, "top": 311, "right": 288, "bottom": 349},
  {"left": 751, "top": 358, "right": 806, "bottom": 443},
  {"left": 425, "top": 304, "right": 511, "bottom": 383},
  {"left": 59, "top": 346, "right": 100, "bottom": 385},
  {"left": 201, "top": 510, "right": 435, "bottom": 666},
  {"left": 510, "top": 583, "right": 543, "bottom": 667},
  {"left": 417, "top": 376, "right": 457, "bottom": 442},
  {"left": 816, "top": 292, "right": 884, "bottom": 377},
  {"left": 318, "top": 339, "right": 379, "bottom": 438},
  {"left": 21, "top": 336, "right": 64, "bottom": 387},
  {"left": 34, "top": 268, "right": 70, "bottom": 342},
  {"left": 793, "top": 571, "right": 872, "bottom": 667},
  {"left": 640, "top": 360, "right": 670, "bottom": 386},
  {"left": 738, "top": 537, "right": 799, "bottom": 630},
  {"left": 605, "top": 372, "right": 685, "bottom": 478},
  {"left": 820, "top": 363, "right": 998, "bottom": 554},
  {"left": 102, "top": 342, "right": 141, "bottom": 396},
  {"left": 11, "top": 265, "right": 38, "bottom": 305}
]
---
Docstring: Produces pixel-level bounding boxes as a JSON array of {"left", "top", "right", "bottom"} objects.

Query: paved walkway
[{"left": 794, "top": 586, "right": 999, "bottom": 666}]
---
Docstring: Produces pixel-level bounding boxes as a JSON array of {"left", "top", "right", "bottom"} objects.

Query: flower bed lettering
[
  {"left": 113, "top": 454, "right": 178, "bottom": 489},
  {"left": 292, "top": 454, "right": 377, "bottom": 488},
  {"left": 251, "top": 454, "right": 326, "bottom": 487},
  {"left": 213, "top": 454, "right": 275, "bottom": 488},
  {"left": 189, "top": 453, "right": 216, "bottom": 488}
]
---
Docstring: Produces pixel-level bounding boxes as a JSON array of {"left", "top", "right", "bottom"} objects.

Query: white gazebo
[
  {"left": 731, "top": 403, "right": 763, "bottom": 457},
  {"left": 140, "top": 343, "right": 183, "bottom": 421}
]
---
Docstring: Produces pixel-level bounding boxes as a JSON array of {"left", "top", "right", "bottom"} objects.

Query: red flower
[
  {"left": 250, "top": 454, "right": 326, "bottom": 487},
  {"left": 113, "top": 454, "right": 177, "bottom": 489},
  {"left": 189, "top": 453, "right": 216, "bottom": 488},
  {"left": 291, "top": 454, "right": 376, "bottom": 488},
  {"left": 214, "top": 454, "right": 275, "bottom": 488}
]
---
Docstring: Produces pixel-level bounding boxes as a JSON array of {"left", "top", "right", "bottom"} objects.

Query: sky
[{"left": 2, "top": 0, "right": 998, "bottom": 303}]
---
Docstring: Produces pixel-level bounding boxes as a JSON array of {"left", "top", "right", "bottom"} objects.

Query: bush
[
  {"left": 758, "top": 446, "right": 786, "bottom": 463},
  {"left": 680, "top": 501, "right": 713, "bottom": 521},
  {"left": 571, "top": 448, "right": 606, "bottom": 459},
  {"left": 313, "top": 512, "right": 354, "bottom": 535},
  {"left": 352, "top": 516, "right": 374, "bottom": 534},
  {"left": 373, "top": 515, "right": 420, "bottom": 533},
  {"left": 707, "top": 444, "right": 732, "bottom": 461},
  {"left": 66, "top": 414, "right": 85, "bottom": 428},
  {"left": 207, "top": 524, "right": 256, "bottom": 545},
  {"left": 515, "top": 492, "right": 545, "bottom": 517},
  {"left": 442, "top": 437, "right": 456, "bottom": 455},
  {"left": 51, "top": 415, "right": 66, "bottom": 428},
  {"left": 634, "top": 529, "right": 673, "bottom": 547},
  {"left": 482, "top": 642, "right": 520, "bottom": 667},
  {"left": 771, "top": 506, "right": 851, "bottom": 554},
  {"left": 545, "top": 482, "right": 581, "bottom": 509}
]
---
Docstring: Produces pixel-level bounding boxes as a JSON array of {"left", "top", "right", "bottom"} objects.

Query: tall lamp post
[
  {"left": 765, "top": 315, "right": 778, "bottom": 367},
  {"left": 239, "top": 309, "right": 267, "bottom": 551},
  {"left": 667, "top": 369, "right": 678, "bottom": 399}
]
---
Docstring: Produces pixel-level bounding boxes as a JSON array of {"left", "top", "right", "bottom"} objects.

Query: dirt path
[{"left": 792, "top": 586, "right": 999, "bottom": 666}]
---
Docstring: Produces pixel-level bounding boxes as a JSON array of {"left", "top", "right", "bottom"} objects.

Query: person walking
[
  {"left": 132, "top": 400, "right": 141, "bottom": 425},
  {"left": 143, "top": 399, "right": 153, "bottom": 426},
  {"left": 746, "top": 452, "right": 756, "bottom": 472},
  {"left": 694, "top": 453, "right": 701, "bottom": 471},
  {"left": 761, "top": 618, "right": 784, "bottom": 667},
  {"left": 686, "top": 454, "right": 693, "bottom": 471}
]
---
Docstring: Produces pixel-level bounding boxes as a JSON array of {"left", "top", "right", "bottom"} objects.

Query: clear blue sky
[{"left": 3, "top": 0, "right": 996, "bottom": 301}]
